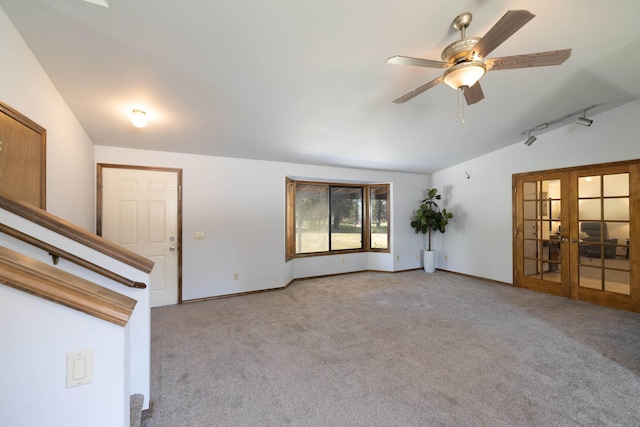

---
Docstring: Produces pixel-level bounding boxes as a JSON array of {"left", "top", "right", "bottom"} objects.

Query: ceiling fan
[{"left": 387, "top": 10, "right": 571, "bottom": 106}]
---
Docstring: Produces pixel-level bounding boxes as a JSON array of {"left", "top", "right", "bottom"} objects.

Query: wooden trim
[
  {"left": 512, "top": 159, "right": 640, "bottom": 178},
  {"left": 369, "top": 184, "right": 390, "bottom": 252},
  {"left": 0, "top": 246, "right": 136, "bottom": 326},
  {"left": 0, "top": 223, "right": 146, "bottom": 288},
  {"left": 436, "top": 268, "right": 513, "bottom": 287},
  {"left": 513, "top": 159, "right": 639, "bottom": 313},
  {"left": 0, "top": 190, "right": 154, "bottom": 274},
  {"left": 97, "top": 164, "right": 183, "bottom": 303},
  {"left": 285, "top": 178, "right": 391, "bottom": 260},
  {"left": 183, "top": 268, "right": 508, "bottom": 303},
  {"left": 285, "top": 178, "right": 295, "bottom": 261},
  {"left": 0, "top": 100, "right": 46, "bottom": 209}
]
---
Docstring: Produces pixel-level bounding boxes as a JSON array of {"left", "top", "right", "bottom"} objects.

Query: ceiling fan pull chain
[
  {"left": 457, "top": 88, "right": 466, "bottom": 124},
  {"left": 462, "top": 89, "right": 466, "bottom": 124}
]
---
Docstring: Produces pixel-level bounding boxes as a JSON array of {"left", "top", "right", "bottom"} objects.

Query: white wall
[
  {"left": 431, "top": 100, "right": 640, "bottom": 283},
  {"left": 0, "top": 213, "right": 151, "bottom": 411},
  {"left": 95, "top": 146, "right": 429, "bottom": 299},
  {"left": 0, "top": 7, "right": 95, "bottom": 230},
  {"left": 0, "top": 285, "right": 128, "bottom": 427}
]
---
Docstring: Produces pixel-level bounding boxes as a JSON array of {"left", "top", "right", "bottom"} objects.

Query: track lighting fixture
[
  {"left": 521, "top": 104, "right": 596, "bottom": 146},
  {"left": 524, "top": 133, "right": 537, "bottom": 146},
  {"left": 576, "top": 115, "right": 593, "bottom": 127}
]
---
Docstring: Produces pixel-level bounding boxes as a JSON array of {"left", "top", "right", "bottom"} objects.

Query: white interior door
[{"left": 101, "top": 167, "right": 180, "bottom": 307}]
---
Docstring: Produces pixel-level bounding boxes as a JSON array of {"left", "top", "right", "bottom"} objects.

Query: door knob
[
  {"left": 561, "top": 237, "right": 569, "bottom": 243},
  {"left": 169, "top": 246, "right": 176, "bottom": 252}
]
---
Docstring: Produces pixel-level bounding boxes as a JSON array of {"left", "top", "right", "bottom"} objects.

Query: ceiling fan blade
[
  {"left": 466, "top": 10, "right": 535, "bottom": 60},
  {"left": 393, "top": 76, "right": 443, "bottom": 104},
  {"left": 463, "top": 82, "right": 485, "bottom": 105},
  {"left": 386, "top": 56, "right": 448, "bottom": 69},
  {"left": 485, "top": 49, "right": 572, "bottom": 70}
]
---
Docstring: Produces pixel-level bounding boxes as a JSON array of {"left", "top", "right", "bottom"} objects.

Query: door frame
[
  {"left": 97, "top": 163, "right": 183, "bottom": 303},
  {"left": 513, "top": 159, "right": 639, "bottom": 312}
]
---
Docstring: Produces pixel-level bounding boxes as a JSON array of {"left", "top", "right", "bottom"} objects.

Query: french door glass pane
[
  {"left": 523, "top": 201, "right": 537, "bottom": 219},
  {"left": 604, "top": 199, "right": 629, "bottom": 221},
  {"left": 578, "top": 199, "right": 601, "bottom": 220},
  {"left": 604, "top": 269, "right": 630, "bottom": 295},
  {"left": 603, "top": 173, "right": 629, "bottom": 197},
  {"left": 578, "top": 176, "right": 601, "bottom": 197}
]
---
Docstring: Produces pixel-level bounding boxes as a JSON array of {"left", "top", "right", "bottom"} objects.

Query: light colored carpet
[
  {"left": 130, "top": 394, "right": 143, "bottom": 427},
  {"left": 143, "top": 270, "right": 640, "bottom": 426}
]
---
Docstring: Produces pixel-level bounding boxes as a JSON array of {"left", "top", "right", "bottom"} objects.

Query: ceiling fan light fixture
[
  {"left": 131, "top": 109, "right": 148, "bottom": 128},
  {"left": 443, "top": 61, "right": 486, "bottom": 90}
]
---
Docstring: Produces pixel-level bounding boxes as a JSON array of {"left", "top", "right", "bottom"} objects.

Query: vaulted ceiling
[{"left": 2, "top": 0, "right": 639, "bottom": 173}]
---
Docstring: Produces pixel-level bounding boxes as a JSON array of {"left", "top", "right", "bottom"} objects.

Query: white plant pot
[{"left": 423, "top": 250, "right": 436, "bottom": 273}]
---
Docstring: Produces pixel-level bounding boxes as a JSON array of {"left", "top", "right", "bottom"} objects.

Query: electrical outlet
[
  {"left": 396, "top": 255, "right": 400, "bottom": 261},
  {"left": 445, "top": 255, "right": 449, "bottom": 261},
  {"left": 415, "top": 253, "right": 419, "bottom": 259},
  {"left": 341, "top": 257, "right": 345, "bottom": 264},
  {"left": 233, "top": 273, "right": 239, "bottom": 280}
]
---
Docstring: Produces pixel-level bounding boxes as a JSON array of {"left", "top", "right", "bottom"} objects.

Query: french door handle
[
  {"left": 570, "top": 238, "right": 584, "bottom": 243},
  {"left": 561, "top": 237, "right": 569, "bottom": 243}
]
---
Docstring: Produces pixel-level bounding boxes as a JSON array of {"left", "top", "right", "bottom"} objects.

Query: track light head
[
  {"left": 524, "top": 135, "right": 537, "bottom": 146},
  {"left": 576, "top": 116, "right": 593, "bottom": 127}
]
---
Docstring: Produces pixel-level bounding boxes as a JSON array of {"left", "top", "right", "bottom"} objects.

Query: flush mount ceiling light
[{"left": 131, "top": 109, "right": 147, "bottom": 128}]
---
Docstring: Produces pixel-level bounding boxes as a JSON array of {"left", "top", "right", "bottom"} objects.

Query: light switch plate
[
  {"left": 194, "top": 231, "right": 206, "bottom": 239},
  {"left": 66, "top": 349, "right": 94, "bottom": 387}
]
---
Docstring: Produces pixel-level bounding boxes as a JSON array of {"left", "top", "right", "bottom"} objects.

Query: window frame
[{"left": 286, "top": 178, "right": 390, "bottom": 260}]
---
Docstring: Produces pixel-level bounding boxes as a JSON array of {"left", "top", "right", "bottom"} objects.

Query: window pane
[
  {"left": 330, "top": 187, "right": 362, "bottom": 250},
  {"left": 523, "top": 181, "right": 537, "bottom": 200},
  {"left": 604, "top": 198, "right": 629, "bottom": 221},
  {"left": 603, "top": 173, "right": 629, "bottom": 197},
  {"left": 295, "top": 184, "right": 329, "bottom": 253},
  {"left": 370, "top": 186, "right": 388, "bottom": 250},
  {"left": 579, "top": 176, "right": 600, "bottom": 198},
  {"left": 524, "top": 239, "right": 539, "bottom": 258},
  {"left": 523, "top": 201, "right": 538, "bottom": 220},
  {"left": 605, "top": 269, "right": 630, "bottom": 295},
  {"left": 578, "top": 199, "right": 601, "bottom": 220}
]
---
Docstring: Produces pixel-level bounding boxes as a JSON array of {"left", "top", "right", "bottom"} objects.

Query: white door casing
[{"left": 100, "top": 166, "right": 180, "bottom": 307}]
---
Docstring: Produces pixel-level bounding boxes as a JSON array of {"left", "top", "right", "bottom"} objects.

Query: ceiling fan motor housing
[{"left": 441, "top": 37, "right": 481, "bottom": 63}]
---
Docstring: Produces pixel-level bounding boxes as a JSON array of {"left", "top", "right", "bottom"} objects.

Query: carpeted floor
[{"left": 142, "top": 270, "right": 640, "bottom": 426}]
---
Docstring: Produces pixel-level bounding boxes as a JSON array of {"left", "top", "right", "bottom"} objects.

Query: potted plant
[{"left": 410, "top": 188, "right": 453, "bottom": 273}]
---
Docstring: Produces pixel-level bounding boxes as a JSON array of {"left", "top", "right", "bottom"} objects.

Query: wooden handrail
[
  {"left": 0, "top": 246, "right": 136, "bottom": 326},
  {"left": 0, "top": 190, "right": 154, "bottom": 274},
  {"left": 0, "top": 223, "right": 146, "bottom": 288}
]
